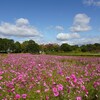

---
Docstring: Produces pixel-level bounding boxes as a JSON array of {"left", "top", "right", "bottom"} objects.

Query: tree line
[{"left": 0, "top": 38, "right": 100, "bottom": 53}]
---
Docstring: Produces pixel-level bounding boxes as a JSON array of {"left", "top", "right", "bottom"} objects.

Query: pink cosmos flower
[
  {"left": 71, "top": 74, "right": 77, "bottom": 83},
  {"left": 49, "top": 73, "right": 52, "bottom": 77},
  {"left": 43, "top": 82, "right": 47, "bottom": 87},
  {"left": 76, "top": 96, "right": 82, "bottom": 100},
  {"left": 70, "top": 81, "right": 75, "bottom": 87},
  {"left": 0, "top": 76, "right": 3, "bottom": 80},
  {"left": 18, "top": 74, "right": 24, "bottom": 81},
  {"left": 29, "top": 85, "right": 33, "bottom": 89},
  {"left": 52, "top": 87, "right": 59, "bottom": 96},
  {"left": 0, "top": 86, "right": 2, "bottom": 90},
  {"left": 36, "top": 90, "right": 40, "bottom": 93},
  {"left": 66, "top": 76, "right": 70, "bottom": 81},
  {"left": 0, "top": 71, "right": 3, "bottom": 75},
  {"left": 45, "top": 88, "right": 49, "bottom": 92},
  {"left": 54, "top": 92, "right": 59, "bottom": 97},
  {"left": 22, "top": 94, "right": 27, "bottom": 99},
  {"left": 46, "top": 96, "right": 49, "bottom": 100},
  {"left": 7, "top": 82, "right": 14, "bottom": 88},
  {"left": 31, "top": 77, "right": 34, "bottom": 80},
  {"left": 93, "top": 81, "right": 100, "bottom": 88},
  {"left": 15, "top": 94, "right": 21, "bottom": 99},
  {"left": 57, "top": 84, "right": 63, "bottom": 91},
  {"left": 52, "top": 87, "right": 58, "bottom": 93},
  {"left": 2, "top": 98, "right": 7, "bottom": 100},
  {"left": 85, "top": 89, "right": 88, "bottom": 95},
  {"left": 81, "top": 85, "right": 85, "bottom": 90},
  {"left": 71, "top": 74, "right": 76, "bottom": 79},
  {"left": 73, "top": 78, "right": 77, "bottom": 83}
]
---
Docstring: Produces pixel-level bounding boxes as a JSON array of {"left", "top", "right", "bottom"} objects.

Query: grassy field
[
  {"left": 0, "top": 54, "right": 100, "bottom": 100},
  {"left": 46, "top": 52, "right": 100, "bottom": 57}
]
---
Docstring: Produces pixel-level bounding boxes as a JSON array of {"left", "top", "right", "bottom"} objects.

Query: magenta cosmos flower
[
  {"left": 54, "top": 92, "right": 59, "bottom": 97},
  {"left": 52, "top": 87, "right": 58, "bottom": 93},
  {"left": 0, "top": 76, "right": 3, "bottom": 80},
  {"left": 15, "top": 94, "right": 21, "bottom": 99},
  {"left": 22, "top": 94, "right": 27, "bottom": 99},
  {"left": 52, "top": 87, "right": 59, "bottom": 96},
  {"left": 76, "top": 96, "right": 82, "bottom": 100},
  {"left": 57, "top": 84, "right": 63, "bottom": 91}
]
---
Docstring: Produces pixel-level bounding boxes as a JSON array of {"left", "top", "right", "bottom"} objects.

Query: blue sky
[{"left": 0, "top": 0, "right": 100, "bottom": 45}]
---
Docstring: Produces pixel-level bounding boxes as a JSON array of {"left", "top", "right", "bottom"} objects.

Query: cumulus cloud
[
  {"left": 70, "top": 13, "right": 91, "bottom": 32},
  {"left": 47, "top": 25, "right": 64, "bottom": 32},
  {"left": 72, "top": 37, "right": 100, "bottom": 45},
  {"left": 16, "top": 18, "right": 29, "bottom": 26},
  {"left": 56, "top": 33, "right": 80, "bottom": 41},
  {"left": 83, "top": 0, "right": 100, "bottom": 7},
  {"left": 70, "top": 33, "right": 80, "bottom": 38},
  {"left": 56, "top": 13, "right": 92, "bottom": 43},
  {"left": 0, "top": 18, "right": 41, "bottom": 38},
  {"left": 55, "top": 26, "right": 64, "bottom": 31},
  {"left": 57, "top": 33, "right": 70, "bottom": 40},
  {"left": 58, "top": 37, "right": 100, "bottom": 45}
]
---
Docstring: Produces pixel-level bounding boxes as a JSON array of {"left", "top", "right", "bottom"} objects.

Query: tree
[
  {"left": 8, "top": 39, "right": 15, "bottom": 52},
  {"left": 80, "top": 44, "right": 96, "bottom": 52},
  {"left": 52, "top": 44, "right": 60, "bottom": 52},
  {"left": 60, "top": 43, "right": 72, "bottom": 52},
  {"left": 0, "top": 37, "right": 99, "bottom": 53},
  {"left": 14, "top": 41, "right": 22, "bottom": 53},
  {"left": 43, "top": 44, "right": 60, "bottom": 53},
  {"left": 80, "top": 45, "right": 88, "bottom": 52},
  {"left": 21, "top": 41, "right": 29, "bottom": 53},
  {"left": 71, "top": 45, "right": 79, "bottom": 52},
  {"left": 94, "top": 43, "right": 100, "bottom": 52},
  {"left": 0, "top": 38, "right": 15, "bottom": 53},
  {"left": 0, "top": 38, "right": 4, "bottom": 52},
  {"left": 28, "top": 40, "right": 40, "bottom": 53}
]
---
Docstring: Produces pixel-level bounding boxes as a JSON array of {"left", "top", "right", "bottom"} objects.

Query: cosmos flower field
[{"left": 0, "top": 54, "right": 100, "bottom": 100}]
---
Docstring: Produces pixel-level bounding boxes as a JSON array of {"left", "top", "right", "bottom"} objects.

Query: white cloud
[
  {"left": 0, "top": 18, "right": 41, "bottom": 38},
  {"left": 55, "top": 26, "right": 64, "bottom": 31},
  {"left": 70, "top": 13, "right": 91, "bottom": 32},
  {"left": 47, "top": 25, "right": 64, "bottom": 32},
  {"left": 56, "top": 13, "right": 92, "bottom": 43},
  {"left": 79, "top": 37, "right": 100, "bottom": 44},
  {"left": 70, "top": 37, "right": 100, "bottom": 45},
  {"left": 56, "top": 33, "right": 80, "bottom": 41},
  {"left": 83, "top": 0, "right": 100, "bottom": 7},
  {"left": 58, "top": 37, "right": 100, "bottom": 45},
  {"left": 70, "top": 33, "right": 80, "bottom": 38},
  {"left": 57, "top": 33, "right": 70, "bottom": 40},
  {"left": 16, "top": 18, "right": 29, "bottom": 26}
]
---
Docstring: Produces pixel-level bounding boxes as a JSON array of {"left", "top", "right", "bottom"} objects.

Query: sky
[{"left": 0, "top": 0, "right": 100, "bottom": 45}]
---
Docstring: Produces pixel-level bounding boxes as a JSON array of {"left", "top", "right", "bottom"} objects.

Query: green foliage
[
  {"left": 14, "top": 41, "right": 22, "bottom": 53},
  {"left": 21, "top": 40, "right": 29, "bottom": 53},
  {"left": 0, "top": 38, "right": 100, "bottom": 54},
  {"left": 22, "top": 40, "right": 40, "bottom": 53},
  {"left": 60, "top": 43, "right": 72, "bottom": 52},
  {"left": 43, "top": 44, "right": 60, "bottom": 53},
  {"left": 0, "top": 38, "right": 15, "bottom": 53},
  {"left": 80, "top": 44, "right": 96, "bottom": 52},
  {"left": 27, "top": 40, "right": 40, "bottom": 53}
]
